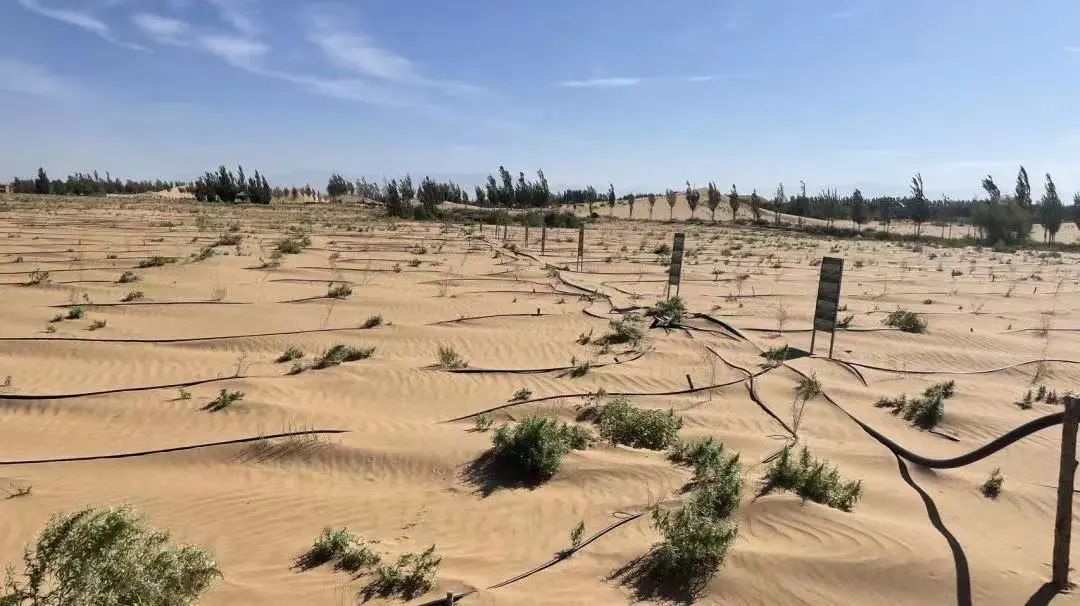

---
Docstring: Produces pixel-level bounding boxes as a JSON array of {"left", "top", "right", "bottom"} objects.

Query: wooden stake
[
  {"left": 541, "top": 225, "right": 547, "bottom": 254},
  {"left": 685, "top": 374, "right": 694, "bottom": 390},
  {"left": 1053, "top": 396, "right": 1080, "bottom": 589}
]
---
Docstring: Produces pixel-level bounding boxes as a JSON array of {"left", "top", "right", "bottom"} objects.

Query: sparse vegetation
[
  {"left": 137, "top": 256, "right": 177, "bottom": 268},
  {"left": 492, "top": 414, "right": 593, "bottom": 478},
  {"left": 436, "top": 345, "right": 468, "bottom": 369},
  {"left": 980, "top": 468, "right": 1004, "bottom": 499},
  {"left": 511, "top": 387, "right": 532, "bottom": 402},
  {"left": 313, "top": 344, "right": 376, "bottom": 369},
  {"left": 362, "top": 314, "right": 383, "bottom": 328},
  {"left": 0, "top": 506, "right": 220, "bottom": 605},
  {"left": 594, "top": 397, "right": 683, "bottom": 450},
  {"left": 648, "top": 296, "right": 687, "bottom": 326},
  {"left": 65, "top": 307, "right": 85, "bottom": 320},
  {"left": 764, "top": 445, "right": 863, "bottom": 511},
  {"left": 276, "top": 346, "right": 304, "bottom": 363},
  {"left": 601, "top": 313, "right": 646, "bottom": 347},
  {"left": 364, "top": 545, "right": 441, "bottom": 600},
  {"left": 121, "top": 290, "right": 144, "bottom": 302},
  {"left": 88, "top": 319, "right": 107, "bottom": 331},
  {"left": 327, "top": 282, "right": 352, "bottom": 299},
  {"left": 874, "top": 381, "right": 954, "bottom": 429},
  {"left": 204, "top": 388, "right": 244, "bottom": 412},
  {"left": 117, "top": 271, "right": 138, "bottom": 283},
  {"left": 883, "top": 309, "right": 927, "bottom": 333}
]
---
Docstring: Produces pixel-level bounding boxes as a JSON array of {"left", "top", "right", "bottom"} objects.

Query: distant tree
[
  {"left": 1015, "top": 166, "right": 1032, "bottom": 209},
  {"left": 982, "top": 175, "right": 1001, "bottom": 202},
  {"left": 626, "top": 194, "right": 636, "bottom": 219},
  {"left": 791, "top": 181, "right": 809, "bottom": 226},
  {"left": 728, "top": 185, "right": 741, "bottom": 222},
  {"left": 290, "top": 187, "right": 299, "bottom": 200},
  {"left": 536, "top": 169, "right": 551, "bottom": 207},
  {"left": 474, "top": 185, "right": 487, "bottom": 206},
  {"left": 773, "top": 183, "right": 786, "bottom": 225},
  {"left": 326, "top": 173, "right": 349, "bottom": 199},
  {"left": 972, "top": 173, "right": 1032, "bottom": 244},
  {"left": 665, "top": 189, "right": 677, "bottom": 220},
  {"left": 879, "top": 198, "right": 893, "bottom": 232},
  {"left": 34, "top": 167, "right": 50, "bottom": 194},
  {"left": 384, "top": 179, "right": 405, "bottom": 217},
  {"left": 749, "top": 190, "right": 763, "bottom": 221},
  {"left": 607, "top": 183, "right": 616, "bottom": 216},
  {"left": 909, "top": 172, "right": 930, "bottom": 236},
  {"left": 685, "top": 182, "right": 700, "bottom": 220},
  {"left": 1039, "top": 173, "right": 1064, "bottom": 244},
  {"left": 498, "top": 166, "right": 515, "bottom": 207},
  {"left": 1074, "top": 193, "right": 1080, "bottom": 231},
  {"left": 850, "top": 188, "right": 868, "bottom": 228},
  {"left": 705, "top": 182, "right": 721, "bottom": 222},
  {"left": 647, "top": 193, "right": 657, "bottom": 219},
  {"left": 399, "top": 175, "right": 415, "bottom": 203}
]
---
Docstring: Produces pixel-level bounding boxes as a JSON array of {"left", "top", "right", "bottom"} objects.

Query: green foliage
[
  {"left": 276, "top": 235, "right": 311, "bottom": 254},
  {"left": 648, "top": 296, "right": 687, "bottom": 326},
  {"left": 670, "top": 437, "right": 732, "bottom": 484},
  {"left": 313, "top": 344, "right": 375, "bottom": 369},
  {"left": 365, "top": 546, "right": 441, "bottom": 600},
  {"left": 764, "top": 446, "right": 862, "bottom": 511},
  {"left": 362, "top": 315, "right": 383, "bottom": 328},
  {"left": 511, "top": 388, "right": 532, "bottom": 402},
  {"left": 760, "top": 344, "right": 790, "bottom": 366},
  {"left": 883, "top": 309, "right": 927, "bottom": 333},
  {"left": 65, "top": 307, "right": 85, "bottom": 320},
  {"left": 192, "top": 246, "right": 215, "bottom": 262},
  {"left": 276, "top": 346, "right": 304, "bottom": 363},
  {"left": 436, "top": 345, "right": 468, "bottom": 369},
  {"left": 474, "top": 414, "right": 494, "bottom": 432},
  {"left": 214, "top": 232, "right": 242, "bottom": 247},
  {"left": 304, "top": 527, "right": 382, "bottom": 573},
  {"left": 0, "top": 505, "right": 219, "bottom": 606},
  {"left": 88, "top": 319, "right": 107, "bottom": 331},
  {"left": 595, "top": 397, "right": 683, "bottom": 451},
  {"left": 601, "top": 313, "right": 645, "bottom": 347},
  {"left": 117, "top": 271, "right": 139, "bottom": 283},
  {"left": 326, "top": 282, "right": 352, "bottom": 299},
  {"left": 874, "top": 381, "right": 953, "bottom": 430},
  {"left": 137, "top": 256, "right": 177, "bottom": 268},
  {"left": 569, "top": 521, "right": 585, "bottom": 551},
  {"left": 205, "top": 388, "right": 244, "bottom": 412},
  {"left": 492, "top": 415, "right": 592, "bottom": 478},
  {"left": 1039, "top": 173, "right": 1065, "bottom": 244},
  {"left": 980, "top": 468, "right": 1004, "bottom": 499},
  {"left": 121, "top": 290, "right": 144, "bottom": 302}
]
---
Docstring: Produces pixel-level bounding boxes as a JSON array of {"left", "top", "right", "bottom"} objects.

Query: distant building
[{"left": 1, "top": 183, "right": 10, "bottom": 194}]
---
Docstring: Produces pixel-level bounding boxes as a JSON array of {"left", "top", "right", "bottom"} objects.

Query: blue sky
[{"left": 2, "top": 0, "right": 1080, "bottom": 199}]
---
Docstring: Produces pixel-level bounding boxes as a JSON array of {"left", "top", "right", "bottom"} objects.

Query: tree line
[
  {"left": 10, "top": 168, "right": 178, "bottom": 196},
  {"left": 190, "top": 165, "right": 272, "bottom": 204}
]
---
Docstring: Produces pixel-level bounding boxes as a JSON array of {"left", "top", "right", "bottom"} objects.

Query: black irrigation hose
[
  {"left": 439, "top": 349, "right": 649, "bottom": 375},
  {"left": 427, "top": 312, "right": 554, "bottom": 325},
  {"left": 844, "top": 358, "right": 1080, "bottom": 376},
  {"left": 49, "top": 301, "right": 251, "bottom": 308},
  {"left": 0, "top": 325, "right": 378, "bottom": 344},
  {"left": 0, "top": 375, "right": 258, "bottom": 401},
  {"left": 702, "top": 344, "right": 796, "bottom": 436},
  {"left": 0, "top": 430, "right": 349, "bottom": 465}
]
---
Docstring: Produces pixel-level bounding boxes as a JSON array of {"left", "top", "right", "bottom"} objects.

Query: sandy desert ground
[{"left": 2, "top": 195, "right": 1080, "bottom": 605}]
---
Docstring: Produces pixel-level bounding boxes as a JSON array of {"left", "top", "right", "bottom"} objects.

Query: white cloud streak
[
  {"left": 132, "top": 13, "right": 188, "bottom": 42},
  {"left": 16, "top": 0, "right": 146, "bottom": 51},
  {"left": 559, "top": 77, "right": 642, "bottom": 88},
  {"left": 0, "top": 59, "right": 74, "bottom": 98}
]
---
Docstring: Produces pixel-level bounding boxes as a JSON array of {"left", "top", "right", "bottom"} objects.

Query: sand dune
[{"left": 2, "top": 195, "right": 1080, "bottom": 604}]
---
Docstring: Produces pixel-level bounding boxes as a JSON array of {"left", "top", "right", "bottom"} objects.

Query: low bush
[
  {"left": 276, "top": 235, "right": 311, "bottom": 254},
  {"left": 669, "top": 437, "right": 734, "bottom": 484},
  {"left": 121, "top": 290, "right": 144, "bottom": 302},
  {"left": 215, "top": 233, "right": 242, "bottom": 246},
  {"left": 117, "top": 271, "right": 139, "bottom": 283},
  {"left": 648, "top": 296, "right": 687, "bottom": 326},
  {"left": 362, "top": 315, "right": 383, "bottom": 328},
  {"left": 137, "top": 256, "right": 177, "bottom": 268},
  {"left": 874, "top": 380, "right": 954, "bottom": 430},
  {"left": 365, "top": 545, "right": 441, "bottom": 600},
  {"left": 304, "top": 527, "right": 382, "bottom": 573},
  {"left": 511, "top": 388, "right": 532, "bottom": 402},
  {"left": 27, "top": 269, "right": 49, "bottom": 285},
  {"left": 760, "top": 344, "right": 790, "bottom": 366},
  {"left": 314, "top": 344, "right": 375, "bottom": 369},
  {"left": 0, "top": 505, "right": 219, "bottom": 605},
  {"left": 88, "top": 319, "right": 107, "bottom": 331},
  {"left": 65, "top": 307, "right": 85, "bottom": 320},
  {"left": 205, "top": 388, "right": 244, "bottom": 412},
  {"left": 474, "top": 414, "right": 493, "bottom": 431},
  {"left": 492, "top": 415, "right": 592, "bottom": 478},
  {"left": 436, "top": 345, "right": 468, "bottom": 369},
  {"left": 276, "top": 346, "right": 303, "bottom": 363},
  {"left": 980, "top": 468, "right": 1004, "bottom": 499},
  {"left": 601, "top": 313, "right": 646, "bottom": 347},
  {"left": 764, "top": 446, "right": 862, "bottom": 511},
  {"left": 883, "top": 309, "right": 927, "bottom": 333},
  {"left": 192, "top": 246, "right": 215, "bottom": 262},
  {"left": 327, "top": 283, "right": 352, "bottom": 299},
  {"left": 595, "top": 397, "right": 682, "bottom": 450}
]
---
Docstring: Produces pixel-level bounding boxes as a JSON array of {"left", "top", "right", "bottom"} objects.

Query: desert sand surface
[{"left": 3, "top": 195, "right": 1080, "bottom": 606}]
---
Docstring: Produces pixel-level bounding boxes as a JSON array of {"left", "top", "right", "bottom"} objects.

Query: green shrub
[
  {"left": 595, "top": 397, "right": 682, "bottom": 450},
  {"left": 327, "top": 283, "right": 352, "bottom": 299},
  {"left": 215, "top": 233, "right": 242, "bottom": 246},
  {"left": 88, "top": 319, "right": 107, "bottom": 331},
  {"left": 276, "top": 346, "right": 303, "bottom": 363},
  {"left": 121, "top": 290, "right": 144, "bottom": 302},
  {"left": 0, "top": 506, "right": 219, "bottom": 605},
  {"left": 314, "top": 344, "right": 375, "bottom": 369},
  {"left": 670, "top": 437, "right": 732, "bottom": 483},
  {"left": 27, "top": 269, "right": 49, "bottom": 285},
  {"left": 117, "top": 271, "right": 139, "bottom": 283},
  {"left": 765, "top": 446, "right": 862, "bottom": 511},
  {"left": 205, "top": 388, "right": 244, "bottom": 412},
  {"left": 65, "top": 307, "right": 85, "bottom": 320},
  {"left": 648, "top": 504, "right": 738, "bottom": 585},
  {"left": 980, "top": 468, "right": 1004, "bottom": 499},
  {"left": 648, "top": 296, "right": 687, "bottom": 326},
  {"left": 137, "top": 256, "right": 176, "bottom": 268},
  {"left": 436, "top": 345, "right": 468, "bottom": 369},
  {"left": 192, "top": 246, "right": 215, "bottom": 262},
  {"left": 883, "top": 309, "right": 927, "bottom": 333},
  {"left": 362, "top": 315, "right": 383, "bottom": 328},
  {"left": 492, "top": 415, "right": 592, "bottom": 478},
  {"left": 474, "top": 414, "right": 494, "bottom": 431},
  {"left": 602, "top": 313, "right": 646, "bottom": 347},
  {"left": 760, "top": 344, "right": 790, "bottom": 366},
  {"left": 304, "top": 527, "right": 381, "bottom": 573},
  {"left": 569, "top": 359, "right": 591, "bottom": 378},
  {"left": 511, "top": 388, "right": 532, "bottom": 402},
  {"left": 875, "top": 381, "right": 953, "bottom": 429},
  {"left": 276, "top": 235, "right": 311, "bottom": 254},
  {"left": 365, "top": 546, "right": 441, "bottom": 600}
]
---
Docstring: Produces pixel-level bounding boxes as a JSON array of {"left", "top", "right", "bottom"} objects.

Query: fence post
[
  {"left": 445, "top": 591, "right": 454, "bottom": 604},
  {"left": 1053, "top": 396, "right": 1080, "bottom": 589}
]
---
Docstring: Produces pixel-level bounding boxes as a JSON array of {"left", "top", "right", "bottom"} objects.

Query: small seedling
[
  {"left": 511, "top": 388, "right": 532, "bottom": 402},
  {"left": 88, "top": 319, "right": 107, "bottom": 331},
  {"left": 204, "top": 388, "right": 244, "bottom": 412},
  {"left": 362, "top": 315, "right": 383, "bottom": 328},
  {"left": 122, "top": 290, "right": 144, "bottom": 302},
  {"left": 117, "top": 271, "right": 139, "bottom": 283},
  {"left": 474, "top": 414, "right": 493, "bottom": 431},
  {"left": 980, "top": 468, "right": 1004, "bottom": 498},
  {"left": 436, "top": 345, "right": 468, "bottom": 370},
  {"left": 276, "top": 346, "right": 304, "bottom": 363},
  {"left": 327, "top": 283, "right": 352, "bottom": 299}
]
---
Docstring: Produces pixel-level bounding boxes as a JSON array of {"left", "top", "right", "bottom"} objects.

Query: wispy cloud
[
  {"left": 16, "top": 0, "right": 146, "bottom": 50},
  {"left": 559, "top": 77, "right": 642, "bottom": 88},
  {"left": 132, "top": 13, "right": 188, "bottom": 42},
  {"left": 0, "top": 59, "right": 75, "bottom": 98},
  {"left": 1066, "top": 46, "right": 1080, "bottom": 54},
  {"left": 206, "top": 0, "right": 259, "bottom": 36},
  {"left": 198, "top": 35, "right": 269, "bottom": 67},
  {"left": 306, "top": 11, "right": 481, "bottom": 97}
]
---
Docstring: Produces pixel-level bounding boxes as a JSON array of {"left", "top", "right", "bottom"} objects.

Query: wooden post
[
  {"left": 524, "top": 224, "right": 529, "bottom": 247},
  {"left": 577, "top": 225, "right": 585, "bottom": 271},
  {"left": 541, "top": 225, "right": 547, "bottom": 254},
  {"left": 685, "top": 374, "right": 694, "bottom": 390},
  {"left": 445, "top": 591, "right": 455, "bottom": 604},
  {"left": 1053, "top": 396, "right": 1080, "bottom": 589}
]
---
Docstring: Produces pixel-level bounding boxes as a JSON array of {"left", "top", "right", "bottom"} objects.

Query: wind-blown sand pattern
[{"left": 2, "top": 197, "right": 1080, "bottom": 605}]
